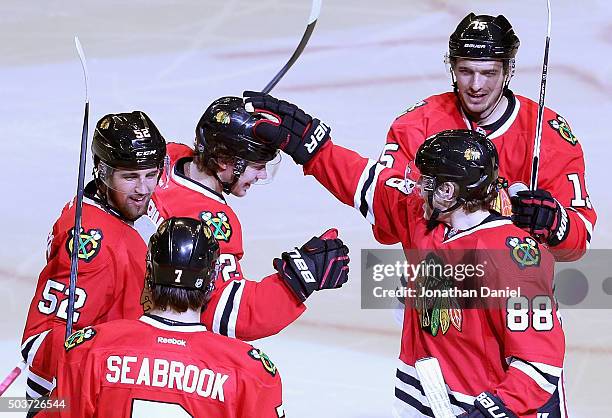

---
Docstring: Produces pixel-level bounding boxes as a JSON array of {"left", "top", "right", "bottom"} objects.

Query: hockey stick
[
  {"left": 65, "top": 36, "right": 90, "bottom": 340},
  {"left": 529, "top": 0, "right": 552, "bottom": 190},
  {"left": 262, "top": 0, "right": 322, "bottom": 93},
  {"left": 0, "top": 361, "right": 26, "bottom": 396},
  {"left": 415, "top": 357, "right": 456, "bottom": 418}
]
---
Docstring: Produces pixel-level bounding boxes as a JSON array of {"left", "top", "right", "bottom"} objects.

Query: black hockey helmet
[
  {"left": 147, "top": 217, "right": 220, "bottom": 292},
  {"left": 415, "top": 129, "right": 499, "bottom": 202},
  {"left": 449, "top": 13, "right": 520, "bottom": 60},
  {"left": 196, "top": 96, "right": 279, "bottom": 163},
  {"left": 92, "top": 111, "right": 166, "bottom": 170}
]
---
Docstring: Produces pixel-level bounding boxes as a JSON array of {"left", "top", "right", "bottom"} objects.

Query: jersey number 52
[{"left": 37, "top": 279, "right": 87, "bottom": 322}]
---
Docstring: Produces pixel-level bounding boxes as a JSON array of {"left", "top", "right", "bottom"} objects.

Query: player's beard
[{"left": 107, "top": 189, "right": 152, "bottom": 221}]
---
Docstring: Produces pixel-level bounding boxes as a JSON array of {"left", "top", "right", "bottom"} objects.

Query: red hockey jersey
[
  {"left": 43, "top": 315, "right": 284, "bottom": 418},
  {"left": 148, "top": 143, "right": 305, "bottom": 341},
  {"left": 304, "top": 142, "right": 566, "bottom": 417},
  {"left": 380, "top": 91, "right": 596, "bottom": 261},
  {"left": 21, "top": 184, "right": 149, "bottom": 398}
]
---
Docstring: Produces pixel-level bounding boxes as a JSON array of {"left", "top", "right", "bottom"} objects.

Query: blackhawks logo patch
[
  {"left": 65, "top": 326, "right": 96, "bottom": 351},
  {"left": 506, "top": 236, "right": 541, "bottom": 269},
  {"left": 248, "top": 348, "right": 277, "bottom": 376},
  {"left": 200, "top": 211, "right": 232, "bottom": 242},
  {"left": 548, "top": 114, "right": 578, "bottom": 146},
  {"left": 65, "top": 228, "right": 103, "bottom": 262}
]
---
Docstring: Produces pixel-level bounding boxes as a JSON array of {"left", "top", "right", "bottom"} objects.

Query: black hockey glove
[
  {"left": 458, "top": 392, "right": 518, "bottom": 418},
  {"left": 244, "top": 90, "right": 331, "bottom": 165},
  {"left": 510, "top": 189, "right": 570, "bottom": 246},
  {"left": 273, "top": 229, "right": 349, "bottom": 302}
]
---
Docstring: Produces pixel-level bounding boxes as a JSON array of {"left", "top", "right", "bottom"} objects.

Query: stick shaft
[
  {"left": 530, "top": 0, "right": 552, "bottom": 190},
  {"left": 262, "top": 0, "right": 322, "bottom": 93},
  {"left": 66, "top": 37, "right": 90, "bottom": 339}
]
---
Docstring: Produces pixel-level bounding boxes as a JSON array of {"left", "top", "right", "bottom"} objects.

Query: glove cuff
[
  {"left": 547, "top": 202, "right": 570, "bottom": 247},
  {"left": 473, "top": 392, "right": 517, "bottom": 418},
  {"left": 273, "top": 256, "right": 311, "bottom": 302}
]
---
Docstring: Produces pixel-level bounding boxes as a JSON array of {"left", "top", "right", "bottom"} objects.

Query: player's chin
[{"left": 124, "top": 195, "right": 151, "bottom": 220}]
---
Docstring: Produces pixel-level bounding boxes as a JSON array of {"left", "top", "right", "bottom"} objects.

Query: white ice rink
[{"left": 1, "top": 0, "right": 611, "bottom": 416}]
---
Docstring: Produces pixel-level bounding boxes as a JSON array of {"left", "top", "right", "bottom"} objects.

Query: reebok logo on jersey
[{"left": 157, "top": 336, "right": 187, "bottom": 347}]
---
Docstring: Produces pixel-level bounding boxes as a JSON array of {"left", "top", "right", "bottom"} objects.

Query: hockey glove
[
  {"left": 511, "top": 189, "right": 570, "bottom": 246},
  {"left": 273, "top": 229, "right": 349, "bottom": 302},
  {"left": 459, "top": 392, "right": 518, "bottom": 418},
  {"left": 244, "top": 90, "right": 331, "bottom": 165}
]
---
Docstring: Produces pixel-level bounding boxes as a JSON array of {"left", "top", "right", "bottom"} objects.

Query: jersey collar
[
  {"left": 140, "top": 314, "right": 207, "bottom": 332},
  {"left": 170, "top": 157, "right": 227, "bottom": 204},
  {"left": 460, "top": 89, "right": 521, "bottom": 139},
  {"left": 443, "top": 213, "right": 512, "bottom": 243}
]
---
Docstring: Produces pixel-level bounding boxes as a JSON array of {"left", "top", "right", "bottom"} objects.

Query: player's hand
[
  {"left": 457, "top": 392, "right": 517, "bottom": 418},
  {"left": 510, "top": 188, "right": 570, "bottom": 246},
  {"left": 243, "top": 90, "right": 331, "bottom": 165},
  {"left": 273, "top": 228, "right": 349, "bottom": 302}
]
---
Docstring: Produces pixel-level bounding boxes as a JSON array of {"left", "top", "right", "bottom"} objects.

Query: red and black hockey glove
[
  {"left": 459, "top": 392, "right": 518, "bottom": 418},
  {"left": 273, "top": 229, "right": 349, "bottom": 302},
  {"left": 243, "top": 90, "right": 331, "bottom": 165},
  {"left": 510, "top": 189, "right": 570, "bottom": 246}
]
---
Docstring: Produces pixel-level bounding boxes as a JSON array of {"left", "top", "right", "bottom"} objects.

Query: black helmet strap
[{"left": 214, "top": 158, "right": 247, "bottom": 194}]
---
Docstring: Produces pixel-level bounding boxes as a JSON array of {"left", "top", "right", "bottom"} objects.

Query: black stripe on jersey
[
  {"left": 21, "top": 335, "right": 39, "bottom": 362},
  {"left": 27, "top": 377, "right": 50, "bottom": 397},
  {"left": 219, "top": 281, "right": 242, "bottom": 336},
  {"left": 395, "top": 387, "right": 434, "bottom": 416},
  {"left": 359, "top": 164, "right": 378, "bottom": 218},
  {"left": 396, "top": 368, "right": 472, "bottom": 411}
]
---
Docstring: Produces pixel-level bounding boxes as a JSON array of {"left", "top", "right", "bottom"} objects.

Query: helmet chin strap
[
  {"left": 426, "top": 191, "right": 465, "bottom": 230},
  {"left": 215, "top": 158, "right": 247, "bottom": 194}
]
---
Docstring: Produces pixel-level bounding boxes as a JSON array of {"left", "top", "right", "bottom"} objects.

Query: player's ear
[{"left": 437, "top": 182, "right": 457, "bottom": 200}]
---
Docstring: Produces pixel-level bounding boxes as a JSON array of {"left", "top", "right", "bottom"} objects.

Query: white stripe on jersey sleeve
[
  {"left": 568, "top": 208, "right": 594, "bottom": 248},
  {"left": 353, "top": 159, "right": 385, "bottom": 224},
  {"left": 509, "top": 358, "right": 558, "bottom": 394},
  {"left": 226, "top": 280, "right": 246, "bottom": 339},
  {"left": 22, "top": 329, "right": 51, "bottom": 366}
]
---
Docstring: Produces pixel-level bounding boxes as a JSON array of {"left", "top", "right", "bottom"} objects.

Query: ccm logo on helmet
[
  {"left": 305, "top": 122, "right": 330, "bottom": 154},
  {"left": 136, "top": 150, "right": 157, "bottom": 157},
  {"left": 287, "top": 249, "right": 316, "bottom": 283}
]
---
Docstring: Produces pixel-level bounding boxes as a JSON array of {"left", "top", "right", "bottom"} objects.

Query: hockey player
[
  {"left": 147, "top": 96, "right": 350, "bottom": 341},
  {"left": 21, "top": 111, "right": 167, "bottom": 400},
  {"left": 378, "top": 13, "right": 596, "bottom": 262},
  {"left": 241, "top": 93, "right": 566, "bottom": 417},
  {"left": 43, "top": 217, "right": 284, "bottom": 418}
]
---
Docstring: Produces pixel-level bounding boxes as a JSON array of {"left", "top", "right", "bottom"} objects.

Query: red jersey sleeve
[
  {"left": 380, "top": 108, "right": 427, "bottom": 172},
  {"left": 538, "top": 111, "right": 596, "bottom": 261},
  {"left": 304, "top": 141, "right": 416, "bottom": 245},
  {"left": 201, "top": 270, "right": 306, "bottom": 341}
]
